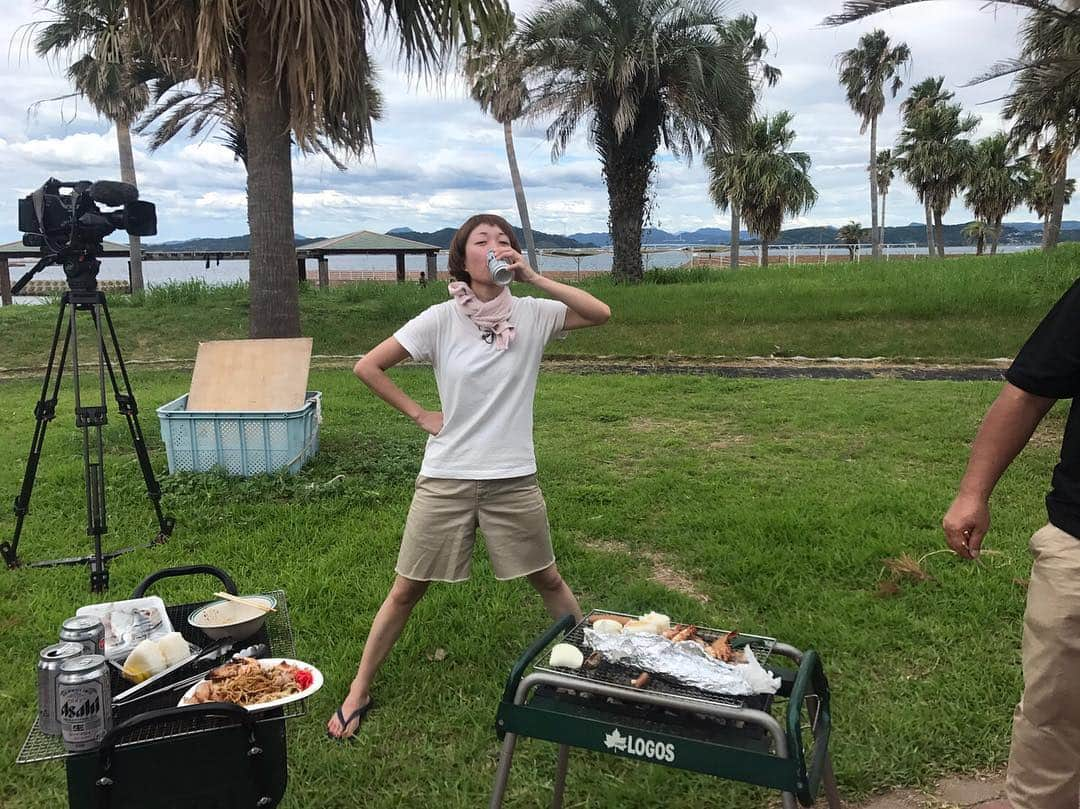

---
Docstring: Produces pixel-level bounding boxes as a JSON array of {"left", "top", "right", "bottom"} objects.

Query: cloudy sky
[{"left": 0, "top": 0, "right": 1075, "bottom": 242}]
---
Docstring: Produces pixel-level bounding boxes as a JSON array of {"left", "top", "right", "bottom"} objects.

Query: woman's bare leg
[
  {"left": 526, "top": 563, "right": 583, "bottom": 623},
  {"left": 327, "top": 575, "right": 430, "bottom": 738}
]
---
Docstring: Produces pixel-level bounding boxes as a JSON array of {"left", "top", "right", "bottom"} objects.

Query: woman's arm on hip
[{"left": 354, "top": 337, "right": 443, "bottom": 435}]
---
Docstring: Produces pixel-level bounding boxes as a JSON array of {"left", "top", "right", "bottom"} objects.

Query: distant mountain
[
  {"left": 387, "top": 226, "right": 587, "bottom": 249},
  {"left": 568, "top": 228, "right": 750, "bottom": 246},
  {"left": 147, "top": 235, "right": 324, "bottom": 251},
  {"left": 1004, "top": 220, "right": 1080, "bottom": 232},
  {"left": 146, "top": 220, "right": 1078, "bottom": 253},
  {"left": 573, "top": 222, "right": 1078, "bottom": 247},
  {"left": 771, "top": 223, "right": 1071, "bottom": 247},
  {"left": 565, "top": 231, "right": 609, "bottom": 246}
]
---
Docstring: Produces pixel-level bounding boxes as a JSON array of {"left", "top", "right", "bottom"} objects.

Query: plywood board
[{"left": 187, "top": 338, "right": 312, "bottom": 411}]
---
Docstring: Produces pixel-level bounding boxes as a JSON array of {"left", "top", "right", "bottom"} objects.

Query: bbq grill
[
  {"left": 17, "top": 565, "right": 303, "bottom": 809},
  {"left": 490, "top": 611, "right": 840, "bottom": 809}
]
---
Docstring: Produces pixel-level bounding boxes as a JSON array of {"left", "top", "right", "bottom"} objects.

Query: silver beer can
[
  {"left": 36, "top": 642, "right": 83, "bottom": 736},
  {"left": 486, "top": 250, "right": 514, "bottom": 286},
  {"left": 57, "top": 654, "right": 112, "bottom": 752},
  {"left": 59, "top": 616, "right": 105, "bottom": 656}
]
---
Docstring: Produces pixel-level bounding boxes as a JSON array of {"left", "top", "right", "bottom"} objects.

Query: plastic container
[
  {"left": 76, "top": 596, "right": 173, "bottom": 661},
  {"left": 156, "top": 391, "right": 321, "bottom": 476}
]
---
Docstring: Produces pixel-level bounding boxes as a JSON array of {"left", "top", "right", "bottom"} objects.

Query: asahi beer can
[
  {"left": 486, "top": 250, "right": 514, "bottom": 286},
  {"left": 57, "top": 655, "right": 112, "bottom": 752},
  {"left": 59, "top": 616, "right": 105, "bottom": 656},
  {"left": 36, "top": 642, "right": 83, "bottom": 736}
]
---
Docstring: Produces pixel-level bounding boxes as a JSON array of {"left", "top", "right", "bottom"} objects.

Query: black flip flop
[{"left": 328, "top": 697, "right": 374, "bottom": 741}]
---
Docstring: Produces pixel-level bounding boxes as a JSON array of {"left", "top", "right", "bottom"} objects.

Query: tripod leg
[
  {"left": 72, "top": 296, "right": 110, "bottom": 592},
  {"left": 2, "top": 295, "right": 72, "bottom": 569},
  {"left": 96, "top": 297, "right": 175, "bottom": 543}
]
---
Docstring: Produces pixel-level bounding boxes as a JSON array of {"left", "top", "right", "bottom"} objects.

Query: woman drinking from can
[{"left": 327, "top": 213, "right": 611, "bottom": 739}]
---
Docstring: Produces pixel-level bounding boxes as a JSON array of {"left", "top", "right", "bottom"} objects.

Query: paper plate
[{"left": 178, "top": 658, "right": 323, "bottom": 712}]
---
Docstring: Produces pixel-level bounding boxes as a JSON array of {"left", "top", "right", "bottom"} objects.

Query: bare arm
[
  {"left": 353, "top": 337, "right": 443, "bottom": 435},
  {"left": 499, "top": 249, "right": 611, "bottom": 330},
  {"left": 942, "top": 382, "right": 1056, "bottom": 559},
  {"left": 527, "top": 273, "right": 611, "bottom": 330}
]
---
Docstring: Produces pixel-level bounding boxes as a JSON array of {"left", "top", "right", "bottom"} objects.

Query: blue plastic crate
[{"left": 156, "top": 391, "right": 321, "bottom": 476}]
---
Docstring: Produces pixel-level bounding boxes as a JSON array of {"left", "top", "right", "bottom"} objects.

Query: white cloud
[
  {"left": 193, "top": 191, "right": 247, "bottom": 211},
  {"left": 4, "top": 129, "right": 122, "bottom": 171},
  {"left": 178, "top": 143, "right": 243, "bottom": 169}
]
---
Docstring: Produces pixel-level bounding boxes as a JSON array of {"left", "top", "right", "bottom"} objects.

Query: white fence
[{"left": 538, "top": 242, "right": 923, "bottom": 272}]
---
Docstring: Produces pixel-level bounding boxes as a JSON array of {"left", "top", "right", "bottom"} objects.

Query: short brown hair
[{"left": 447, "top": 214, "right": 522, "bottom": 284}]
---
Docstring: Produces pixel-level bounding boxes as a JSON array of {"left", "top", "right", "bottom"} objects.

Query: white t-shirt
[{"left": 393, "top": 296, "right": 568, "bottom": 479}]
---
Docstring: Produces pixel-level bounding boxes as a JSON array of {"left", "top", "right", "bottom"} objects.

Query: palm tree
[
  {"left": 33, "top": 0, "right": 149, "bottom": 292},
  {"left": 875, "top": 148, "right": 895, "bottom": 245},
  {"left": 463, "top": 9, "right": 539, "bottom": 271},
  {"left": 837, "top": 29, "right": 911, "bottom": 260},
  {"left": 963, "top": 133, "right": 1027, "bottom": 255},
  {"left": 836, "top": 220, "right": 865, "bottom": 259},
  {"left": 826, "top": 3, "right": 1080, "bottom": 251},
  {"left": 519, "top": 0, "right": 755, "bottom": 282},
  {"left": 730, "top": 112, "right": 818, "bottom": 266},
  {"left": 962, "top": 220, "right": 993, "bottom": 256},
  {"left": 127, "top": 0, "right": 503, "bottom": 337},
  {"left": 895, "top": 77, "right": 979, "bottom": 258},
  {"left": 1004, "top": 7, "right": 1080, "bottom": 251},
  {"left": 898, "top": 77, "right": 952, "bottom": 255},
  {"left": 706, "top": 147, "right": 749, "bottom": 267},
  {"left": 710, "top": 14, "right": 781, "bottom": 269},
  {"left": 1023, "top": 160, "right": 1076, "bottom": 235}
]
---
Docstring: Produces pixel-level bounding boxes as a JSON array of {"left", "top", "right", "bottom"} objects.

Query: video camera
[{"left": 14, "top": 178, "right": 156, "bottom": 294}]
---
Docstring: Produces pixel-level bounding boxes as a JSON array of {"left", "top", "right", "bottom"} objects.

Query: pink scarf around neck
[{"left": 448, "top": 281, "right": 516, "bottom": 350}]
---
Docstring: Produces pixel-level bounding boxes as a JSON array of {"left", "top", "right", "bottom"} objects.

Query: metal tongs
[{"left": 113, "top": 642, "right": 269, "bottom": 706}]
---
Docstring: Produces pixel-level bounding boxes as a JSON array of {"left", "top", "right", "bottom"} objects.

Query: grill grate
[
  {"left": 532, "top": 610, "right": 777, "bottom": 712},
  {"left": 17, "top": 589, "right": 303, "bottom": 765}
]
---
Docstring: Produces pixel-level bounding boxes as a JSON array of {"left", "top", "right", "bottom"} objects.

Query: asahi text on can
[
  {"left": 59, "top": 616, "right": 105, "bottom": 656},
  {"left": 36, "top": 642, "right": 83, "bottom": 736},
  {"left": 57, "top": 654, "right": 112, "bottom": 752}
]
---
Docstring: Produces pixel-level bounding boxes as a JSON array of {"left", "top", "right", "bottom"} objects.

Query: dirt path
[
  {"left": 0, "top": 354, "right": 1012, "bottom": 382},
  {"left": 847, "top": 770, "right": 1006, "bottom": 809},
  {"left": 542, "top": 356, "right": 1011, "bottom": 382}
]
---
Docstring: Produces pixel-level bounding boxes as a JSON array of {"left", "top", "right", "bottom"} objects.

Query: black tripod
[{"left": 1, "top": 256, "right": 175, "bottom": 592}]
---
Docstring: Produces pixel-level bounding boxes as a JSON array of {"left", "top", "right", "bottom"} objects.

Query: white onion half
[{"left": 548, "top": 643, "right": 585, "bottom": 669}]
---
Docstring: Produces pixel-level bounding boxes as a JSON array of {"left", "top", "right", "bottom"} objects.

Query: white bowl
[{"left": 187, "top": 595, "right": 276, "bottom": 642}]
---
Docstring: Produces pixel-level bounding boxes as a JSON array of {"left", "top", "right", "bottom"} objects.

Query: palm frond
[
  {"left": 31, "top": 0, "right": 149, "bottom": 122},
  {"left": 130, "top": 0, "right": 504, "bottom": 156},
  {"left": 822, "top": 0, "right": 1072, "bottom": 27},
  {"left": 520, "top": 0, "right": 753, "bottom": 161},
  {"left": 836, "top": 29, "right": 911, "bottom": 131}
]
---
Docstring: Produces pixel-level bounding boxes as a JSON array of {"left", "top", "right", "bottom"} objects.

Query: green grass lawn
[
  {"left": 0, "top": 367, "right": 1063, "bottom": 807},
  {"left": 2, "top": 245, "right": 1079, "bottom": 368}
]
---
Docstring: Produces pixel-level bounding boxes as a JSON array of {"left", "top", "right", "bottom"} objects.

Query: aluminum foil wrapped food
[{"left": 583, "top": 628, "right": 781, "bottom": 695}]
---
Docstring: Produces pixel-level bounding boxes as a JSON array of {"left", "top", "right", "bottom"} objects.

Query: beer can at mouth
[
  {"left": 487, "top": 250, "right": 513, "bottom": 286},
  {"left": 57, "top": 654, "right": 112, "bottom": 752},
  {"left": 37, "top": 642, "right": 84, "bottom": 736},
  {"left": 59, "top": 615, "right": 105, "bottom": 656}
]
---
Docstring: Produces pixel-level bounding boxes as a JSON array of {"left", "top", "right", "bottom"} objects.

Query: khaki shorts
[
  {"left": 395, "top": 474, "right": 555, "bottom": 582},
  {"left": 1005, "top": 522, "right": 1080, "bottom": 809}
]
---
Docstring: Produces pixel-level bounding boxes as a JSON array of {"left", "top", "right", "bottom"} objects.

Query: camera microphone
[{"left": 89, "top": 180, "right": 139, "bottom": 207}]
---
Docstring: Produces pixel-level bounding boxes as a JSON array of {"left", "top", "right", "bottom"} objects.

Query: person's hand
[
  {"left": 943, "top": 492, "right": 991, "bottom": 560},
  {"left": 494, "top": 248, "right": 540, "bottom": 284},
  {"left": 414, "top": 409, "right": 444, "bottom": 436}
]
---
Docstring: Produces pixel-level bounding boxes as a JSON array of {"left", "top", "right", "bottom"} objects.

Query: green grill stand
[{"left": 490, "top": 615, "right": 841, "bottom": 809}]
